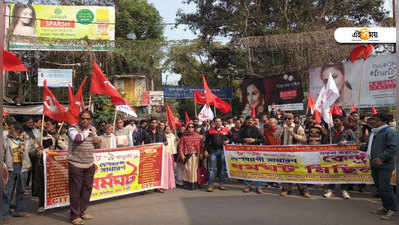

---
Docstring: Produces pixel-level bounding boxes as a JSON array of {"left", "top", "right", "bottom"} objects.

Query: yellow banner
[
  {"left": 7, "top": 4, "right": 115, "bottom": 51},
  {"left": 224, "top": 144, "right": 376, "bottom": 184}
]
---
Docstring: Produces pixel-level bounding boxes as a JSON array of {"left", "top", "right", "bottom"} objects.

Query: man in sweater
[
  {"left": 68, "top": 110, "right": 102, "bottom": 225},
  {"left": 205, "top": 117, "right": 229, "bottom": 192}
]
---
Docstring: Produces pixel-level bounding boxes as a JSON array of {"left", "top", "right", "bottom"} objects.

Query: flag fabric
[
  {"left": 363, "top": 44, "right": 374, "bottom": 60},
  {"left": 2, "top": 50, "right": 27, "bottom": 72},
  {"left": 166, "top": 104, "right": 177, "bottom": 130},
  {"left": 43, "top": 80, "right": 67, "bottom": 122},
  {"left": 307, "top": 92, "right": 315, "bottom": 110},
  {"left": 251, "top": 106, "right": 256, "bottom": 118},
  {"left": 90, "top": 60, "right": 136, "bottom": 117},
  {"left": 194, "top": 90, "right": 231, "bottom": 113},
  {"left": 350, "top": 45, "right": 366, "bottom": 63},
  {"left": 2, "top": 111, "right": 9, "bottom": 117},
  {"left": 351, "top": 104, "right": 357, "bottom": 113},
  {"left": 314, "top": 72, "right": 340, "bottom": 127},
  {"left": 185, "top": 112, "right": 190, "bottom": 125},
  {"left": 198, "top": 105, "right": 214, "bottom": 123},
  {"left": 202, "top": 74, "right": 216, "bottom": 105},
  {"left": 194, "top": 91, "right": 206, "bottom": 104},
  {"left": 65, "top": 77, "right": 87, "bottom": 124},
  {"left": 371, "top": 105, "right": 377, "bottom": 115},
  {"left": 314, "top": 110, "right": 321, "bottom": 125},
  {"left": 330, "top": 104, "right": 343, "bottom": 116}
]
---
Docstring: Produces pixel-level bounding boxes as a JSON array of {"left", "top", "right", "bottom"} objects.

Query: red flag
[
  {"left": 314, "top": 110, "right": 321, "bottom": 125},
  {"left": 350, "top": 45, "right": 366, "bottom": 63},
  {"left": 214, "top": 97, "right": 231, "bottom": 113},
  {"left": 330, "top": 104, "right": 343, "bottom": 116},
  {"left": 194, "top": 91, "right": 206, "bottom": 104},
  {"left": 43, "top": 80, "right": 67, "bottom": 122},
  {"left": 371, "top": 105, "right": 377, "bottom": 115},
  {"left": 194, "top": 90, "right": 231, "bottom": 113},
  {"left": 185, "top": 112, "right": 190, "bottom": 125},
  {"left": 251, "top": 106, "right": 256, "bottom": 118},
  {"left": 90, "top": 60, "right": 126, "bottom": 106},
  {"left": 351, "top": 104, "right": 357, "bottom": 113},
  {"left": 166, "top": 104, "right": 176, "bottom": 130},
  {"left": 202, "top": 74, "right": 217, "bottom": 105},
  {"left": 3, "top": 50, "right": 27, "bottom": 72},
  {"left": 307, "top": 92, "right": 315, "bottom": 109},
  {"left": 363, "top": 44, "right": 373, "bottom": 60},
  {"left": 66, "top": 77, "right": 87, "bottom": 124},
  {"left": 3, "top": 111, "right": 9, "bottom": 117},
  {"left": 175, "top": 120, "right": 182, "bottom": 128}
]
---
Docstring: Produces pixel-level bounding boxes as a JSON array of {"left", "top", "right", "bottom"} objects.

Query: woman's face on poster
[
  {"left": 20, "top": 8, "right": 33, "bottom": 25},
  {"left": 321, "top": 67, "right": 345, "bottom": 92},
  {"left": 246, "top": 84, "right": 262, "bottom": 107}
]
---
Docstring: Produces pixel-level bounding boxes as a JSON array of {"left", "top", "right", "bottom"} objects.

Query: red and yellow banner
[
  {"left": 44, "top": 144, "right": 164, "bottom": 209},
  {"left": 224, "top": 144, "right": 375, "bottom": 184}
]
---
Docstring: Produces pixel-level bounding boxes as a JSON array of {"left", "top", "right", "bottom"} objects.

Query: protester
[
  {"left": 114, "top": 118, "right": 133, "bottom": 147},
  {"left": 163, "top": 126, "right": 177, "bottom": 190},
  {"left": 133, "top": 120, "right": 149, "bottom": 145},
  {"left": 125, "top": 118, "right": 136, "bottom": 134},
  {"left": 67, "top": 110, "right": 102, "bottom": 225},
  {"left": 263, "top": 118, "right": 282, "bottom": 145},
  {"left": 178, "top": 122, "right": 204, "bottom": 190},
  {"left": 280, "top": 113, "right": 309, "bottom": 198},
  {"left": 99, "top": 124, "right": 116, "bottom": 149},
  {"left": 205, "top": 117, "right": 229, "bottom": 192},
  {"left": 360, "top": 112, "right": 397, "bottom": 220},
  {"left": 305, "top": 117, "right": 327, "bottom": 145},
  {"left": 229, "top": 119, "right": 242, "bottom": 144},
  {"left": 3, "top": 122, "right": 35, "bottom": 224},
  {"left": 238, "top": 117, "right": 265, "bottom": 194}
]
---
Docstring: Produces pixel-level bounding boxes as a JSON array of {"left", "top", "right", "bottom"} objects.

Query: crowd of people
[{"left": 1, "top": 106, "right": 397, "bottom": 224}]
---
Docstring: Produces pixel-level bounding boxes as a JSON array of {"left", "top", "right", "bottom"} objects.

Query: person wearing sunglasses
[
  {"left": 67, "top": 110, "right": 102, "bottom": 225},
  {"left": 178, "top": 122, "right": 204, "bottom": 190}
]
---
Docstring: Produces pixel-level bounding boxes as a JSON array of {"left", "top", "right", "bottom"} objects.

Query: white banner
[
  {"left": 309, "top": 54, "right": 396, "bottom": 108},
  {"left": 38, "top": 68, "right": 73, "bottom": 87}
]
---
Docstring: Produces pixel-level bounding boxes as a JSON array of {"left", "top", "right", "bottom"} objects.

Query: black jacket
[
  {"left": 145, "top": 128, "right": 167, "bottom": 144},
  {"left": 205, "top": 127, "right": 229, "bottom": 151},
  {"left": 238, "top": 125, "right": 265, "bottom": 145}
]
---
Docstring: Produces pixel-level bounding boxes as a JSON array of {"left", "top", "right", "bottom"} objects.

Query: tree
[{"left": 177, "top": 0, "right": 388, "bottom": 41}]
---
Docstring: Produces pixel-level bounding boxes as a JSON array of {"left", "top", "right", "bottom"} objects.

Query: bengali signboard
[
  {"left": 240, "top": 72, "right": 304, "bottom": 116},
  {"left": 309, "top": 54, "right": 396, "bottom": 108},
  {"left": 44, "top": 144, "right": 164, "bottom": 209},
  {"left": 224, "top": 144, "right": 374, "bottom": 184},
  {"left": 37, "top": 68, "right": 73, "bottom": 87},
  {"left": 6, "top": 4, "right": 115, "bottom": 51},
  {"left": 163, "top": 86, "right": 233, "bottom": 99}
]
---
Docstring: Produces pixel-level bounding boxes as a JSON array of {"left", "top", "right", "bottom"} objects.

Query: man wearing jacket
[
  {"left": 360, "top": 112, "right": 397, "bottom": 220},
  {"left": 205, "top": 117, "right": 229, "bottom": 192},
  {"left": 238, "top": 117, "right": 265, "bottom": 194}
]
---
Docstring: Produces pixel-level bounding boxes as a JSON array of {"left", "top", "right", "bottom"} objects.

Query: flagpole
[
  {"left": 57, "top": 122, "right": 64, "bottom": 135},
  {"left": 194, "top": 101, "right": 197, "bottom": 118},
  {"left": 113, "top": 107, "right": 117, "bottom": 132},
  {"left": 213, "top": 105, "right": 216, "bottom": 117},
  {"left": 40, "top": 112, "right": 45, "bottom": 146},
  {"left": 358, "top": 60, "right": 366, "bottom": 108},
  {"left": 329, "top": 127, "right": 332, "bottom": 144},
  {"left": 88, "top": 95, "right": 92, "bottom": 111}
]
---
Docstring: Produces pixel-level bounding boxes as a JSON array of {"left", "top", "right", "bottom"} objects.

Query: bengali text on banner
[
  {"left": 44, "top": 144, "right": 164, "bottom": 209},
  {"left": 224, "top": 144, "right": 376, "bottom": 184}
]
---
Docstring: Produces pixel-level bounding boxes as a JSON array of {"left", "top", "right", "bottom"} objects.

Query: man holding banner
[{"left": 68, "top": 110, "right": 102, "bottom": 225}]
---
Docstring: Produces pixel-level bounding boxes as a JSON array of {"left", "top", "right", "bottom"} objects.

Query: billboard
[
  {"left": 37, "top": 68, "right": 73, "bottom": 87},
  {"left": 309, "top": 54, "right": 396, "bottom": 108},
  {"left": 7, "top": 4, "right": 115, "bottom": 51},
  {"left": 163, "top": 86, "right": 233, "bottom": 99},
  {"left": 240, "top": 72, "right": 304, "bottom": 116}
]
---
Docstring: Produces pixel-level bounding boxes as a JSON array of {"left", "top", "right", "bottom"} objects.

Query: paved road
[{"left": 7, "top": 183, "right": 398, "bottom": 225}]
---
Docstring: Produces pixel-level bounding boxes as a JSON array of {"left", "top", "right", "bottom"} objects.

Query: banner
[
  {"left": 44, "top": 144, "right": 164, "bottom": 209},
  {"left": 224, "top": 144, "right": 374, "bottom": 184},
  {"left": 240, "top": 72, "right": 304, "bottom": 116},
  {"left": 7, "top": 4, "right": 115, "bottom": 51},
  {"left": 163, "top": 86, "right": 233, "bottom": 99},
  {"left": 38, "top": 68, "right": 73, "bottom": 87},
  {"left": 309, "top": 54, "right": 396, "bottom": 109}
]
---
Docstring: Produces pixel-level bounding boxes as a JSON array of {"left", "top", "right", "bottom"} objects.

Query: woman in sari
[
  {"left": 163, "top": 126, "right": 177, "bottom": 190},
  {"left": 178, "top": 122, "right": 204, "bottom": 190}
]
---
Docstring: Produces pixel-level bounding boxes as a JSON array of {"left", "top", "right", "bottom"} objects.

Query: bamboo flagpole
[
  {"left": 40, "top": 113, "right": 45, "bottom": 146},
  {"left": 113, "top": 108, "right": 118, "bottom": 132},
  {"left": 194, "top": 101, "right": 197, "bottom": 117},
  {"left": 57, "top": 122, "right": 64, "bottom": 134}
]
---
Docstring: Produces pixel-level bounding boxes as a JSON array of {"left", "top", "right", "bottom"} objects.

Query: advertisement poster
[
  {"left": 38, "top": 68, "right": 73, "bottom": 87},
  {"left": 44, "top": 144, "right": 164, "bottom": 209},
  {"left": 240, "top": 72, "right": 304, "bottom": 116},
  {"left": 224, "top": 144, "right": 374, "bottom": 184},
  {"left": 309, "top": 54, "right": 396, "bottom": 108},
  {"left": 7, "top": 4, "right": 115, "bottom": 51}
]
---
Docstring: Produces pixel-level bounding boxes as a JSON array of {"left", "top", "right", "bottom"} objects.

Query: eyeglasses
[
  {"left": 188, "top": 126, "right": 195, "bottom": 128},
  {"left": 80, "top": 117, "right": 91, "bottom": 121}
]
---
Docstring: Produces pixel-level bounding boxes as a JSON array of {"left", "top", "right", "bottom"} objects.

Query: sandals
[{"left": 72, "top": 218, "right": 85, "bottom": 225}]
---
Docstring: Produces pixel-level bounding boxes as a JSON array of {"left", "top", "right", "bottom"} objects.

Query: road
[{"left": 7, "top": 183, "right": 398, "bottom": 225}]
